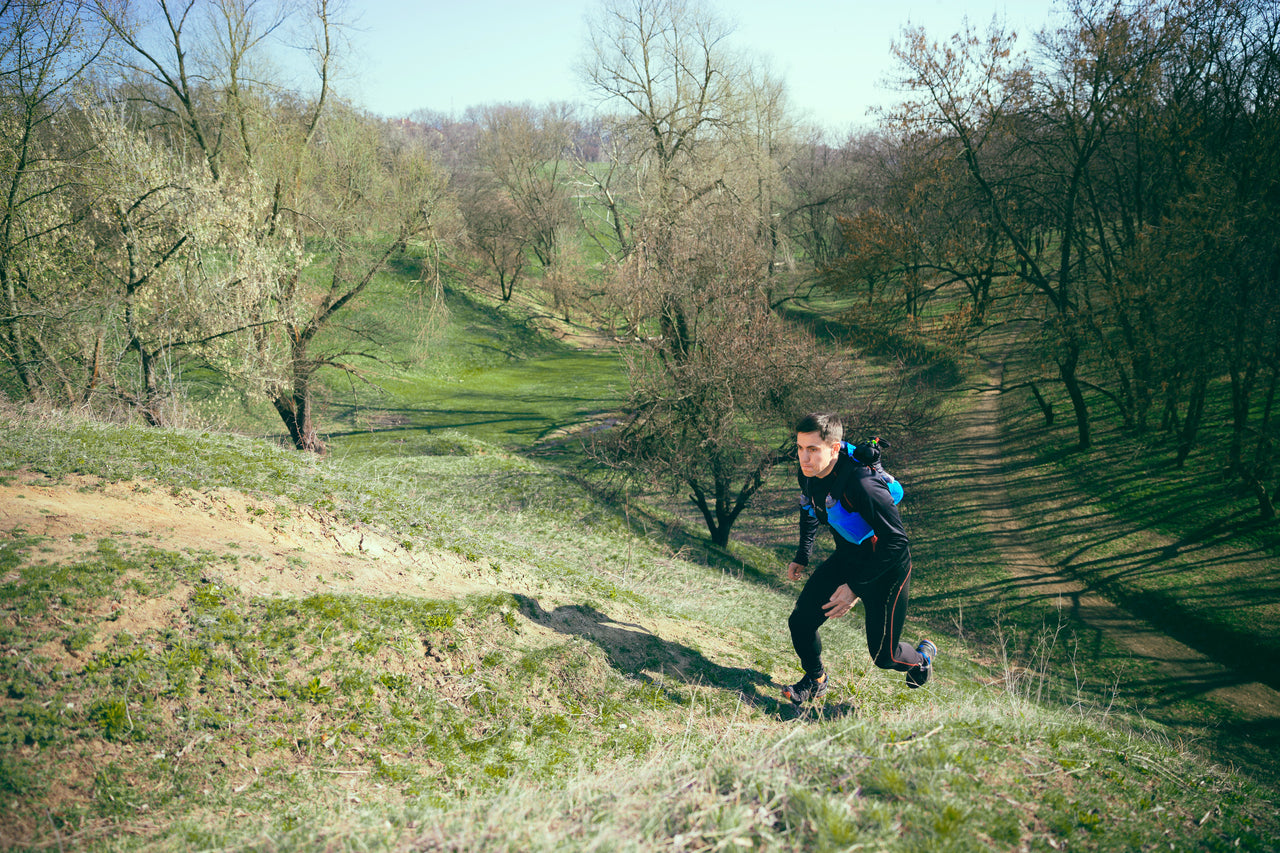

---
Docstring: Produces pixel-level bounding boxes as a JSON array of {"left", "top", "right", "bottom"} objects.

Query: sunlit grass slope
[
  {"left": 316, "top": 274, "right": 627, "bottom": 458},
  {"left": 1, "top": 417, "right": 1275, "bottom": 851},
  {"left": 183, "top": 264, "right": 627, "bottom": 456}
]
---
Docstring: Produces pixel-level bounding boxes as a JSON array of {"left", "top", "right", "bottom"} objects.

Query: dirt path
[{"left": 958, "top": 357, "right": 1280, "bottom": 778}]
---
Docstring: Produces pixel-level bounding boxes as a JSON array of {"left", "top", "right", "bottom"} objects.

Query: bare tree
[
  {"left": 889, "top": 15, "right": 1113, "bottom": 450},
  {"left": 1157, "top": 0, "right": 1280, "bottom": 516},
  {"left": 580, "top": 0, "right": 937, "bottom": 544},
  {"left": 593, "top": 214, "right": 854, "bottom": 546},
  {"left": 831, "top": 127, "right": 1014, "bottom": 327},
  {"left": 472, "top": 102, "right": 576, "bottom": 271},
  {"left": 265, "top": 103, "right": 453, "bottom": 452},
  {"left": 781, "top": 130, "right": 867, "bottom": 271},
  {"left": 455, "top": 169, "right": 530, "bottom": 302},
  {"left": 577, "top": 0, "right": 735, "bottom": 263},
  {"left": 726, "top": 61, "right": 798, "bottom": 277},
  {"left": 883, "top": 0, "right": 1279, "bottom": 515}
]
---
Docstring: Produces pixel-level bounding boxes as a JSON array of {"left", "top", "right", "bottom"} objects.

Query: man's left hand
[{"left": 822, "top": 583, "right": 858, "bottom": 619}]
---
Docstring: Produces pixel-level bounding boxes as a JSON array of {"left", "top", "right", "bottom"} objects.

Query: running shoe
[
  {"left": 906, "top": 639, "right": 937, "bottom": 689},
  {"left": 782, "top": 671, "right": 828, "bottom": 704}
]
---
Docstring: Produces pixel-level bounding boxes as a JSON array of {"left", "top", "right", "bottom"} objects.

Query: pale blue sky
[{"left": 338, "top": 0, "right": 1062, "bottom": 132}]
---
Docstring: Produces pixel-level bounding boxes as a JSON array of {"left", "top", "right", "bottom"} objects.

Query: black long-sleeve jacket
[{"left": 793, "top": 448, "right": 910, "bottom": 581}]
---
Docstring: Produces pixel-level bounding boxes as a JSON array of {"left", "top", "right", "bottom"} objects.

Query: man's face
[{"left": 797, "top": 431, "right": 841, "bottom": 478}]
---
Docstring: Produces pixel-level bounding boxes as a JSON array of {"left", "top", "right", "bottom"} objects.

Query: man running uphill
[{"left": 782, "top": 412, "right": 936, "bottom": 705}]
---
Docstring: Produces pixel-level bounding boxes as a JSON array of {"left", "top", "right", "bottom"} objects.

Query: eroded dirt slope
[{"left": 0, "top": 471, "right": 495, "bottom": 601}]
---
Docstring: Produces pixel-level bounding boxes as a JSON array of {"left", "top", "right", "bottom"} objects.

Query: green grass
[
  {"left": 329, "top": 347, "right": 624, "bottom": 457},
  {"left": 178, "top": 252, "right": 627, "bottom": 455},
  {"left": 1, "top": 414, "right": 1277, "bottom": 850},
  {"left": 310, "top": 274, "right": 626, "bottom": 457},
  {"left": 987, "top": 362, "right": 1280, "bottom": 691},
  {"left": 2, "top": 268, "right": 1279, "bottom": 849}
]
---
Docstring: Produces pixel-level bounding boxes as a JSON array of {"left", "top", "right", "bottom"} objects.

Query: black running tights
[{"left": 788, "top": 555, "right": 923, "bottom": 677}]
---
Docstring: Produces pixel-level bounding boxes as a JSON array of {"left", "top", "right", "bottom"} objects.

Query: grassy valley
[{"left": 1, "top": 280, "right": 1277, "bottom": 851}]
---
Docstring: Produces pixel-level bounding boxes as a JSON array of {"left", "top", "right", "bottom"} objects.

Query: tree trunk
[
  {"left": 1227, "top": 364, "right": 1256, "bottom": 477},
  {"left": 1029, "top": 382, "right": 1054, "bottom": 427},
  {"left": 709, "top": 526, "right": 730, "bottom": 547},
  {"left": 1173, "top": 373, "right": 1208, "bottom": 469},
  {"left": 84, "top": 332, "right": 105, "bottom": 403},
  {"left": 689, "top": 476, "right": 734, "bottom": 547},
  {"left": 272, "top": 340, "right": 327, "bottom": 453},
  {"left": 138, "top": 347, "right": 165, "bottom": 428},
  {"left": 689, "top": 453, "right": 778, "bottom": 548},
  {"left": 272, "top": 383, "right": 326, "bottom": 454},
  {"left": 1, "top": 269, "right": 38, "bottom": 401},
  {"left": 1245, "top": 367, "right": 1278, "bottom": 521},
  {"left": 1244, "top": 472, "right": 1277, "bottom": 522},
  {"left": 713, "top": 472, "right": 733, "bottom": 547},
  {"left": 1058, "top": 342, "right": 1091, "bottom": 451}
]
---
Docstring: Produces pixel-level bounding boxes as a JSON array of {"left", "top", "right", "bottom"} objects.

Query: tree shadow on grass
[
  {"left": 513, "top": 594, "right": 792, "bottom": 716},
  {"left": 788, "top": 699, "right": 858, "bottom": 723}
]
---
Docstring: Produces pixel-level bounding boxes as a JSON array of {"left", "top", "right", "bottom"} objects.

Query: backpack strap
[
  {"left": 847, "top": 440, "right": 904, "bottom": 504},
  {"left": 824, "top": 442, "right": 903, "bottom": 545},
  {"left": 800, "top": 443, "right": 901, "bottom": 546}
]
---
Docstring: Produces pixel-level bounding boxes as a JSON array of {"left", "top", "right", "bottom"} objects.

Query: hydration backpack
[
  {"left": 848, "top": 437, "right": 904, "bottom": 504},
  {"left": 802, "top": 437, "right": 903, "bottom": 545}
]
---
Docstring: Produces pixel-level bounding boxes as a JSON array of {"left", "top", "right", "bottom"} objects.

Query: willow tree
[
  {"left": 0, "top": 0, "right": 106, "bottom": 404},
  {"left": 85, "top": 105, "right": 286, "bottom": 426},
  {"left": 94, "top": 0, "right": 453, "bottom": 451}
]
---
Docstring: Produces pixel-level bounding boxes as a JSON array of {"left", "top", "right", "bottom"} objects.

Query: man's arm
[
  {"left": 788, "top": 484, "right": 821, "bottom": 580},
  {"left": 793, "top": 505, "right": 819, "bottom": 568}
]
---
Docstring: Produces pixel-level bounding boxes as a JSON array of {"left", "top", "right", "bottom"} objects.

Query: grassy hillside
[
  {"left": 995, "top": 372, "right": 1280, "bottom": 685},
  {"left": 317, "top": 278, "right": 628, "bottom": 459},
  {"left": 1, "top": 414, "right": 1276, "bottom": 851},
  {"left": 2, "top": 275, "right": 1277, "bottom": 849},
  {"left": 185, "top": 266, "right": 628, "bottom": 457}
]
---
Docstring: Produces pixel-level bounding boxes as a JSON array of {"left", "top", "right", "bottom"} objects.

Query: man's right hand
[
  {"left": 822, "top": 583, "right": 858, "bottom": 618},
  {"left": 787, "top": 561, "right": 807, "bottom": 581}
]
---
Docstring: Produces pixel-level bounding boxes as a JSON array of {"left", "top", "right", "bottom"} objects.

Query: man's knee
[
  {"left": 789, "top": 606, "right": 819, "bottom": 638},
  {"left": 788, "top": 607, "right": 805, "bottom": 635}
]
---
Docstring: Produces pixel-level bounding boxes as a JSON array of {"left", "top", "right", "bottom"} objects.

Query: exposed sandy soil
[
  {"left": 0, "top": 469, "right": 539, "bottom": 684},
  {"left": 959, "top": 357, "right": 1280, "bottom": 777},
  {"left": 1, "top": 471, "right": 494, "bottom": 602},
  {"left": 0, "top": 468, "right": 742, "bottom": 687}
]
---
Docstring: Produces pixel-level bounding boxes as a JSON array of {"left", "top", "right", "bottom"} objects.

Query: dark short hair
[{"left": 795, "top": 412, "right": 843, "bottom": 444}]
